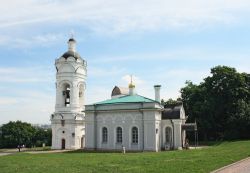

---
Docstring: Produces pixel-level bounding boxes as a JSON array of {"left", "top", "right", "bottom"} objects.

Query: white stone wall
[
  {"left": 51, "top": 41, "right": 87, "bottom": 150},
  {"left": 85, "top": 103, "right": 162, "bottom": 151},
  {"left": 86, "top": 111, "right": 144, "bottom": 151},
  {"left": 85, "top": 112, "right": 95, "bottom": 149}
]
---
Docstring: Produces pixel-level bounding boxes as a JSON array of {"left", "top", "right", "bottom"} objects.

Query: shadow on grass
[
  {"left": 195, "top": 140, "right": 248, "bottom": 146},
  {"left": 193, "top": 141, "right": 223, "bottom": 146}
]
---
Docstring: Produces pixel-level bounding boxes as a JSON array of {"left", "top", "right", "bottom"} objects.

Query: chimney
[{"left": 154, "top": 85, "right": 161, "bottom": 102}]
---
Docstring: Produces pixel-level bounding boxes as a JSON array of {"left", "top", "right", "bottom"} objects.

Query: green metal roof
[{"left": 94, "top": 94, "right": 157, "bottom": 105}]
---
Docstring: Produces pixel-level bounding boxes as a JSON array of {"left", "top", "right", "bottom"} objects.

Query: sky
[{"left": 0, "top": 0, "right": 250, "bottom": 125}]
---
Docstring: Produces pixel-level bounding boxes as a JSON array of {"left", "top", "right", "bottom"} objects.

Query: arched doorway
[
  {"left": 61, "top": 138, "right": 65, "bottom": 149},
  {"left": 165, "top": 127, "right": 172, "bottom": 150}
]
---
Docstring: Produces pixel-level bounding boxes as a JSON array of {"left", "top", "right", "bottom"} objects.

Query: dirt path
[{"left": 212, "top": 157, "right": 250, "bottom": 173}]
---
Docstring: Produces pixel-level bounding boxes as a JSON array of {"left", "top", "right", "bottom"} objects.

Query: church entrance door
[
  {"left": 61, "top": 139, "right": 65, "bottom": 149},
  {"left": 165, "top": 127, "right": 172, "bottom": 150}
]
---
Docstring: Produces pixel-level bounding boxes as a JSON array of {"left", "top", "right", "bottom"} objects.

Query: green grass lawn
[{"left": 1, "top": 140, "right": 250, "bottom": 173}]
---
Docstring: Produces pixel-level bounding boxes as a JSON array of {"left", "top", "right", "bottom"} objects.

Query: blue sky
[{"left": 0, "top": 0, "right": 250, "bottom": 124}]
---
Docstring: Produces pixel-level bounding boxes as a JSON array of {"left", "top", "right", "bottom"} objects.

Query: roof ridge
[
  {"left": 94, "top": 94, "right": 130, "bottom": 105},
  {"left": 135, "top": 94, "right": 158, "bottom": 103},
  {"left": 93, "top": 94, "right": 158, "bottom": 105}
]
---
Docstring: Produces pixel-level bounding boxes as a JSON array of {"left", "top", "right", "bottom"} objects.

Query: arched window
[
  {"left": 102, "top": 127, "right": 108, "bottom": 143},
  {"left": 116, "top": 127, "right": 122, "bottom": 143},
  {"left": 62, "top": 83, "right": 70, "bottom": 107},
  {"left": 132, "top": 127, "right": 138, "bottom": 144},
  {"left": 165, "top": 127, "right": 172, "bottom": 144}
]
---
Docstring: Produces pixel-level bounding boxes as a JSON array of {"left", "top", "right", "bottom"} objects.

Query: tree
[
  {"left": 161, "top": 98, "right": 182, "bottom": 107},
  {"left": 180, "top": 66, "right": 250, "bottom": 140},
  {"left": 0, "top": 121, "right": 36, "bottom": 148},
  {"left": 0, "top": 121, "right": 52, "bottom": 148},
  {"left": 33, "top": 127, "right": 52, "bottom": 147}
]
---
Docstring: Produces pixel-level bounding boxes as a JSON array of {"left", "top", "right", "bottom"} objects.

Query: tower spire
[{"left": 70, "top": 29, "right": 75, "bottom": 39}]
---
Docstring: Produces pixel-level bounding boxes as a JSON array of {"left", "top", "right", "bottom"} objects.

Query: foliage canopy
[{"left": 180, "top": 66, "right": 250, "bottom": 140}]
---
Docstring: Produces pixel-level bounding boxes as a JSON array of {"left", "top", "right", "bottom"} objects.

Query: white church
[{"left": 51, "top": 38, "right": 188, "bottom": 151}]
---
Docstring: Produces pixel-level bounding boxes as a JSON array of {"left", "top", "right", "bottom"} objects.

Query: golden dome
[{"left": 129, "top": 83, "right": 135, "bottom": 88}]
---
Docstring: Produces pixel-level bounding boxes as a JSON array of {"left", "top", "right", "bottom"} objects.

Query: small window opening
[{"left": 61, "top": 120, "right": 65, "bottom": 127}]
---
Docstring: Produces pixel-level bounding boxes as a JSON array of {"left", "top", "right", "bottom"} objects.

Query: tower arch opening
[{"left": 62, "top": 83, "right": 71, "bottom": 107}]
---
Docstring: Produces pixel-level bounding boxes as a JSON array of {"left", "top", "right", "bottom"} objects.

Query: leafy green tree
[
  {"left": 161, "top": 98, "right": 182, "bottom": 107},
  {"left": 33, "top": 127, "right": 52, "bottom": 147},
  {"left": 181, "top": 66, "right": 250, "bottom": 140},
  {"left": 0, "top": 121, "right": 52, "bottom": 148},
  {"left": 0, "top": 121, "right": 36, "bottom": 148}
]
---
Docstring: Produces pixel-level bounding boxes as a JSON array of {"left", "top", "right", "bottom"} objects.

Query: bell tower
[{"left": 51, "top": 38, "right": 87, "bottom": 149}]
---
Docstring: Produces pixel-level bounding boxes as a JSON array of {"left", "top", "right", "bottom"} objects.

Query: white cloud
[
  {"left": 85, "top": 86, "right": 110, "bottom": 104},
  {"left": 0, "top": 67, "right": 54, "bottom": 83},
  {"left": 1, "top": 0, "right": 250, "bottom": 48},
  {"left": 88, "top": 66, "right": 126, "bottom": 77},
  {"left": 0, "top": 33, "right": 64, "bottom": 48},
  {"left": 0, "top": 98, "right": 19, "bottom": 105},
  {"left": 89, "top": 48, "right": 250, "bottom": 66},
  {"left": 0, "top": 90, "right": 54, "bottom": 124},
  {"left": 1, "top": 0, "right": 250, "bottom": 33},
  {"left": 121, "top": 74, "right": 145, "bottom": 86}
]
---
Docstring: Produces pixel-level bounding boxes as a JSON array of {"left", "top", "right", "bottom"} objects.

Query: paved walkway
[
  {"left": 0, "top": 148, "right": 70, "bottom": 156},
  {"left": 0, "top": 153, "right": 13, "bottom": 156},
  {"left": 25, "top": 150, "right": 70, "bottom": 154},
  {"left": 212, "top": 157, "right": 250, "bottom": 173}
]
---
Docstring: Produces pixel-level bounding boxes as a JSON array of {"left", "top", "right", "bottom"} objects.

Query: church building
[{"left": 51, "top": 38, "right": 187, "bottom": 151}]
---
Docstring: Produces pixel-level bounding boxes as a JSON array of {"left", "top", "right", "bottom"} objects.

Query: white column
[
  {"left": 71, "top": 83, "right": 79, "bottom": 108},
  {"left": 55, "top": 85, "right": 63, "bottom": 109},
  {"left": 173, "top": 120, "right": 182, "bottom": 149}
]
